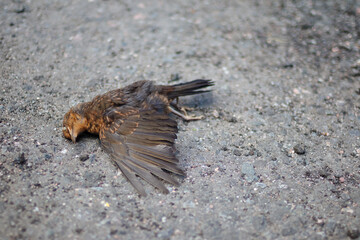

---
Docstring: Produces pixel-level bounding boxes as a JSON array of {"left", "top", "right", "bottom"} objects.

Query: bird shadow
[
  {"left": 177, "top": 92, "right": 215, "bottom": 108},
  {"left": 75, "top": 132, "right": 99, "bottom": 145}
]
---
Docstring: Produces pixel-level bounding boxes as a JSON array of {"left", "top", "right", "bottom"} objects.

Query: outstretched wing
[{"left": 100, "top": 107, "right": 184, "bottom": 196}]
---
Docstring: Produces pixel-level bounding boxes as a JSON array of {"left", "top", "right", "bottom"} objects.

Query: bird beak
[
  {"left": 70, "top": 128, "right": 77, "bottom": 143},
  {"left": 71, "top": 135, "right": 77, "bottom": 143}
]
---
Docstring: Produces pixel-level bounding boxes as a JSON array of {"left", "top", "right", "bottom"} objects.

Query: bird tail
[{"left": 165, "top": 79, "right": 214, "bottom": 99}]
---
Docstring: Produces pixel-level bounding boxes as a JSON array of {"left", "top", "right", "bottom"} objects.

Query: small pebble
[
  {"left": 169, "top": 73, "right": 181, "bottom": 82},
  {"left": 14, "top": 153, "right": 27, "bottom": 165},
  {"left": 233, "top": 149, "right": 241, "bottom": 156},
  {"left": 39, "top": 148, "right": 47, "bottom": 153},
  {"left": 228, "top": 116, "right": 237, "bottom": 123},
  {"left": 212, "top": 110, "right": 220, "bottom": 118},
  {"left": 15, "top": 6, "right": 26, "bottom": 14},
  {"left": 282, "top": 63, "right": 294, "bottom": 68},
  {"left": 241, "top": 162, "right": 258, "bottom": 182},
  {"left": 79, "top": 154, "right": 89, "bottom": 162},
  {"left": 294, "top": 143, "right": 306, "bottom": 155},
  {"left": 221, "top": 146, "right": 228, "bottom": 151},
  {"left": 347, "top": 226, "right": 360, "bottom": 239},
  {"left": 61, "top": 149, "right": 68, "bottom": 154}
]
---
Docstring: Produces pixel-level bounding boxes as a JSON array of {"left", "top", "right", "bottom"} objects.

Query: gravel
[{"left": 0, "top": 0, "right": 359, "bottom": 239}]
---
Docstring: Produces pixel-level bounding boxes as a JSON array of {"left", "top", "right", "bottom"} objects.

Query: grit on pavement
[{"left": 1, "top": 0, "right": 360, "bottom": 239}]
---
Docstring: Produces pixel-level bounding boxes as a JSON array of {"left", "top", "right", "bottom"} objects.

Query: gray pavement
[{"left": 1, "top": 0, "right": 359, "bottom": 239}]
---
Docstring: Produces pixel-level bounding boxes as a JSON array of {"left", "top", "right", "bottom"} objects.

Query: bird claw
[
  {"left": 182, "top": 115, "right": 203, "bottom": 121},
  {"left": 168, "top": 106, "right": 203, "bottom": 121},
  {"left": 179, "top": 106, "right": 196, "bottom": 116}
]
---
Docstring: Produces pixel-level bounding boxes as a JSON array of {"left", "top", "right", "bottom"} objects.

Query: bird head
[{"left": 62, "top": 105, "right": 88, "bottom": 143}]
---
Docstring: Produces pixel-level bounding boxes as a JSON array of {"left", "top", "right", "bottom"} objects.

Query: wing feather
[
  {"left": 100, "top": 108, "right": 184, "bottom": 196},
  {"left": 126, "top": 155, "right": 181, "bottom": 186},
  {"left": 113, "top": 160, "right": 147, "bottom": 197},
  {"left": 121, "top": 158, "right": 169, "bottom": 194},
  {"left": 129, "top": 150, "right": 184, "bottom": 175}
]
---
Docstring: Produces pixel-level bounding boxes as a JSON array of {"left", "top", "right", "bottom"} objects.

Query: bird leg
[
  {"left": 181, "top": 106, "right": 196, "bottom": 116},
  {"left": 168, "top": 105, "right": 203, "bottom": 121},
  {"left": 170, "top": 102, "right": 194, "bottom": 115}
]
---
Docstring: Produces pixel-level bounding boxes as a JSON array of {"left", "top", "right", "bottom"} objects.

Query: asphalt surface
[{"left": 1, "top": 0, "right": 360, "bottom": 239}]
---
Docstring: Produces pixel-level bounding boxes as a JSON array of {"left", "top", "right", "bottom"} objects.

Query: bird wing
[{"left": 99, "top": 107, "right": 184, "bottom": 196}]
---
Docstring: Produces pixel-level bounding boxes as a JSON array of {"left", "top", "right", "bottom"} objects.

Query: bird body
[{"left": 63, "top": 79, "right": 213, "bottom": 196}]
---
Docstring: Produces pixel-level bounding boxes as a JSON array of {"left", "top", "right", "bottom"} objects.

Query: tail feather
[{"left": 166, "top": 79, "right": 214, "bottom": 99}]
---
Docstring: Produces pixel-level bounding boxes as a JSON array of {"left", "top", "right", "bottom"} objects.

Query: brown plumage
[{"left": 62, "top": 79, "right": 213, "bottom": 196}]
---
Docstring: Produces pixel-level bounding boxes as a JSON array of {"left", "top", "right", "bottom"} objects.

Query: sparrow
[{"left": 62, "top": 79, "right": 213, "bottom": 196}]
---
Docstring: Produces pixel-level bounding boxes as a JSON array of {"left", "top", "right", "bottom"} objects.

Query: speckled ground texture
[{"left": 1, "top": 0, "right": 360, "bottom": 239}]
